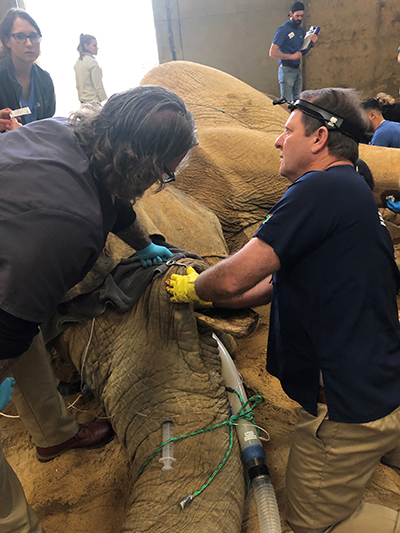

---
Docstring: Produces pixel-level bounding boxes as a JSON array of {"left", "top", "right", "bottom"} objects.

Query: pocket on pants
[{"left": 299, "top": 405, "right": 330, "bottom": 452}]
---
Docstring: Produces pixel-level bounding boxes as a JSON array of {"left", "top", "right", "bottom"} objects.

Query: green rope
[{"left": 137, "top": 389, "right": 264, "bottom": 509}]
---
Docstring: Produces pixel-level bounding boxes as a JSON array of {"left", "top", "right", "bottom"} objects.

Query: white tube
[{"left": 213, "top": 334, "right": 281, "bottom": 533}]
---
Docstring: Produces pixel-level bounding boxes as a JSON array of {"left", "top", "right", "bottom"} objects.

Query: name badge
[{"left": 288, "top": 32, "right": 295, "bottom": 39}]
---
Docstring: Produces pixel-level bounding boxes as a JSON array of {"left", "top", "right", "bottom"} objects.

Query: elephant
[{"left": 140, "top": 61, "right": 400, "bottom": 252}]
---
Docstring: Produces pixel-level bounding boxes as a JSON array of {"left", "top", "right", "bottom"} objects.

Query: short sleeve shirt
[
  {"left": 272, "top": 19, "right": 305, "bottom": 66},
  {"left": 0, "top": 118, "right": 136, "bottom": 323},
  {"left": 371, "top": 120, "right": 400, "bottom": 148},
  {"left": 255, "top": 165, "right": 400, "bottom": 423}
]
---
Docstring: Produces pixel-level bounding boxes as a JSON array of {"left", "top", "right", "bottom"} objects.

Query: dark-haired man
[
  {"left": 0, "top": 85, "right": 198, "bottom": 532},
  {"left": 361, "top": 97, "right": 400, "bottom": 148},
  {"left": 167, "top": 88, "right": 400, "bottom": 532},
  {"left": 269, "top": 2, "right": 318, "bottom": 103}
]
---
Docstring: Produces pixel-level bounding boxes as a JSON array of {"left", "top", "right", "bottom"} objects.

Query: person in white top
[{"left": 74, "top": 33, "right": 107, "bottom": 103}]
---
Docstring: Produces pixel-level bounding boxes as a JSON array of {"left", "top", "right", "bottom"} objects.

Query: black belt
[{"left": 281, "top": 63, "right": 300, "bottom": 69}]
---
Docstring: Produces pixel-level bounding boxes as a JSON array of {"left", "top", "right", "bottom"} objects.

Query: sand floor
[{"left": 1, "top": 306, "right": 400, "bottom": 532}]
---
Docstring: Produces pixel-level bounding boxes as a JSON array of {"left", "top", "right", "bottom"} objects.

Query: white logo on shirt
[
  {"left": 288, "top": 32, "right": 295, "bottom": 39},
  {"left": 378, "top": 210, "right": 387, "bottom": 227}
]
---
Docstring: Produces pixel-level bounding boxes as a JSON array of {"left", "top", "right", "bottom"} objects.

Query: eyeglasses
[
  {"left": 162, "top": 166, "right": 176, "bottom": 184},
  {"left": 11, "top": 32, "right": 42, "bottom": 44}
]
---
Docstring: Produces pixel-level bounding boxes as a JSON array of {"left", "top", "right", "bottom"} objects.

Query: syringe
[{"left": 159, "top": 420, "right": 176, "bottom": 471}]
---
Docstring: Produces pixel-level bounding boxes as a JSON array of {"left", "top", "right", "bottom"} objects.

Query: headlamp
[{"left": 288, "top": 99, "right": 365, "bottom": 143}]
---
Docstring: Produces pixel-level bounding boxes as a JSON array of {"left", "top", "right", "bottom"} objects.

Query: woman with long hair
[
  {"left": 74, "top": 33, "right": 107, "bottom": 103},
  {"left": 0, "top": 8, "right": 55, "bottom": 124}
]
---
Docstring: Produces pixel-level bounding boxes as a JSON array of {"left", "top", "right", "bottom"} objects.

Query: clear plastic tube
[
  {"left": 252, "top": 474, "right": 281, "bottom": 533},
  {"left": 159, "top": 420, "right": 176, "bottom": 471},
  {"left": 212, "top": 334, "right": 281, "bottom": 533}
]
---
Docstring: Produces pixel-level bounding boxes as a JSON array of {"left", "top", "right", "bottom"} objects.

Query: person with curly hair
[{"left": 0, "top": 85, "right": 198, "bottom": 532}]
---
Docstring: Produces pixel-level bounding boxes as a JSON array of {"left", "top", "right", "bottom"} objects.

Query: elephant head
[{"left": 140, "top": 61, "right": 400, "bottom": 252}]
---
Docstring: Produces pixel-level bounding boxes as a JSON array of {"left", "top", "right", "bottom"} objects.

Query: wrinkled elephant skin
[{"left": 52, "top": 261, "right": 245, "bottom": 533}]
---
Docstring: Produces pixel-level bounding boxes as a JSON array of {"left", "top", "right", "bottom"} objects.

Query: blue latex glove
[
  {"left": 137, "top": 242, "right": 173, "bottom": 268},
  {"left": 386, "top": 198, "right": 400, "bottom": 214},
  {"left": 0, "top": 377, "right": 15, "bottom": 411}
]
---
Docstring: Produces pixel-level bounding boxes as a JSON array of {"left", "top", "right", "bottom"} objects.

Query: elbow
[
  {"left": 269, "top": 44, "right": 278, "bottom": 58},
  {"left": 216, "top": 276, "right": 248, "bottom": 299}
]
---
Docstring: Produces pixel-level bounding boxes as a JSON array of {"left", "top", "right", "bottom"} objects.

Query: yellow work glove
[{"left": 166, "top": 266, "right": 212, "bottom": 306}]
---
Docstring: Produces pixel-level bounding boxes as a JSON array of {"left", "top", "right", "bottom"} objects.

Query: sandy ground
[{"left": 1, "top": 306, "right": 400, "bottom": 533}]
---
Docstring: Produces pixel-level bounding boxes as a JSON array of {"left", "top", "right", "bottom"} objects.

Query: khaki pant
[
  {"left": 0, "top": 437, "right": 44, "bottom": 533},
  {"left": 0, "top": 331, "right": 79, "bottom": 532},
  {"left": 286, "top": 403, "right": 400, "bottom": 533},
  {"left": 11, "top": 332, "right": 79, "bottom": 447}
]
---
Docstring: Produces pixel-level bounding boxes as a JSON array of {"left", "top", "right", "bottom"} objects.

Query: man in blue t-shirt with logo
[
  {"left": 167, "top": 88, "right": 400, "bottom": 532},
  {"left": 269, "top": 2, "right": 318, "bottom": 103}
]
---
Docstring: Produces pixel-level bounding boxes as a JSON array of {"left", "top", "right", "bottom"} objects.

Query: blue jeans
[{"left": 278, "top": 65, "right": 302, "bottom": 102}]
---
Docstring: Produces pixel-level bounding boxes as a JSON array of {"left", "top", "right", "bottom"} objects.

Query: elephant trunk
[{"left": 54, "top": 264, "right": 246, "bottom": 532}]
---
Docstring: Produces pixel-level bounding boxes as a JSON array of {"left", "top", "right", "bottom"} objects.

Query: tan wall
[
  {"left": 152, "top": 0, "right": 400, "bottom": 100},
  {"left": 305, "top": 0, "right": 400, "bottom": 100}
]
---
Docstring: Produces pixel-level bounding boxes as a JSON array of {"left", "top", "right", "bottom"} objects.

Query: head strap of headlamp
[{"left": 288, "top": 99, "right": 363, "bottom": 143}]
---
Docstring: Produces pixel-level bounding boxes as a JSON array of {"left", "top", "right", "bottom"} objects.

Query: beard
[{"left": 295, "top": 18, "right": 302, "bottom": 25}]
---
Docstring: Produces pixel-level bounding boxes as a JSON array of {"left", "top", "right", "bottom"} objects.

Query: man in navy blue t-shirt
[
  {"left": 269, "top": 2, "right": 318, "bottom": 102},
  {"left": 167, "top": 88, "right": 400, "bottom": 532}
]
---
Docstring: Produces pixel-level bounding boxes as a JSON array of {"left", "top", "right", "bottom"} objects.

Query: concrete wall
[
  {"left": 0, "top": 0, "right": 25, "bottom": 23},
  {"left": 151, "top": 0, "right": 293, "bottom": 97},
  {"left": 152, "top": 0, "right": 400, "bottom": 100}
]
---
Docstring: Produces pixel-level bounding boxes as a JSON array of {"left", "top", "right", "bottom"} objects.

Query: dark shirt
[
  {"left": 255, "top": 165, "right": 400, "bottom": 423},
  {"left": 272, "top": 19, "right": 305, "bottom": 67},
  {"left": 0, "top": 118, "right": 136, "bottom": 358},
  {"left": 382, "top": 103, "right": 400, "bottom": 123},
  {"left": 0, "top": 56, "right": 55, "bottom": 123}
]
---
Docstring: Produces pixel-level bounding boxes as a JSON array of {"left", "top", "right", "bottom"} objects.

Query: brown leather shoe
[{"left": 36, "top": 421, "right": 114, "bottom": 462}]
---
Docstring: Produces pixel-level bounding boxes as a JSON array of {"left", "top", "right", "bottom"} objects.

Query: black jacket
[{"left": 0, "top": 56, "right": 55, "bottom": 123}]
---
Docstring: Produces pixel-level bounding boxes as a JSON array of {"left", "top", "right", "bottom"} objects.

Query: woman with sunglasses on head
[
  {"left": 74, "top": 34, "right": 107, "bottom": 104},
  {"left": 0, "top": 8, "right": 55, "bottom": 126}
]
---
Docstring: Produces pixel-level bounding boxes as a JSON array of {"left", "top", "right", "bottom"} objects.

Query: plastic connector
[{"left": 180, "top": 494, "right": 194, "bottom": 510}]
